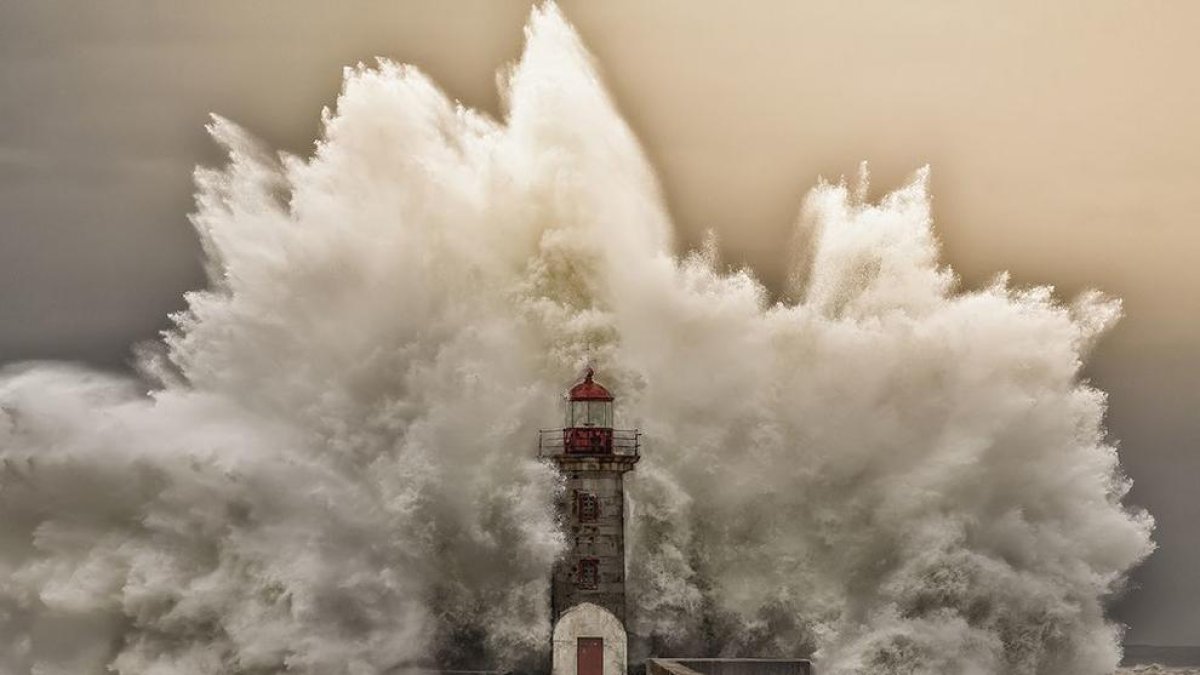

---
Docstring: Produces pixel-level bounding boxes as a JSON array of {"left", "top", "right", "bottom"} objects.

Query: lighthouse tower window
[
  {"left": 577, "top": 492, "right": 599, "bottom": 522},
  {"left": 577, "top": 558, "right": 599, "bottom": 589}
]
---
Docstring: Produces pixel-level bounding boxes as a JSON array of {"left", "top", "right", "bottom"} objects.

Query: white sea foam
[{"left": 0, "top": 5, "right": 1153, "bottom": 674}]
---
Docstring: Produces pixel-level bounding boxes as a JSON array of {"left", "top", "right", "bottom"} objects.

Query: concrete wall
[
  {"left": 551, "top": 466, "right": 630, "bottom": 623},
  {"left": 552, "top": 603, "right": 628, "bottom": 675},
  {"left": 646, "top": 659, "right": 812, "bottom": 675}
]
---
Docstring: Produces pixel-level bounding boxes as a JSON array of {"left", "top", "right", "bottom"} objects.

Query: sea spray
[{"left": 0, "top": 4, "right": 1152, "bottom": 674}]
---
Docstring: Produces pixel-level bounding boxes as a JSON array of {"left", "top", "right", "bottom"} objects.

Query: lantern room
[
  {"left": 567, "top": 368, "right": 613, "bottom": 428},
  {"left": 565, "top": 368, "right": 613, "bottom": 454},
  {"left": 538, "top": 368, "right": 639, "bottom": 458}
]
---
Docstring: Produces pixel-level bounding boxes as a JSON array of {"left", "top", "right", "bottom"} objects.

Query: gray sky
[{"left": 1, "top": 0, "right": 1197, "bottom": 646}]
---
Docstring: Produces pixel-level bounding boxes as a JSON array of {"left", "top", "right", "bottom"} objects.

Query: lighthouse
[{"left": 540, "top": 368, "right": 639, "bottom": 675}]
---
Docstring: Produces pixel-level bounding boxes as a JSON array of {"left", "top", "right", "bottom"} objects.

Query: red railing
[{"left": 538, "top": 428, "right": 640, "bottom": 458}]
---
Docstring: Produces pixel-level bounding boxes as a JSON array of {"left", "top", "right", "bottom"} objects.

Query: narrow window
[
  {"left": 577, "top": 558, "right": 599, "bottom": 589},
  {"left": 577, "top": 491, "right": 599, "bottom": 522}
]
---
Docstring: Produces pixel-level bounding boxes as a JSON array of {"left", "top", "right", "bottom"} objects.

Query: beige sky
[{"left": 1, "top": 0, "right": 1197, "bottom": 645}]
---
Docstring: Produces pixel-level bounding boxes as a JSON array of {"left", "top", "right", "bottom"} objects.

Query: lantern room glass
[{"left": 569, "top": 400, "right": 612, "bottom": 428}]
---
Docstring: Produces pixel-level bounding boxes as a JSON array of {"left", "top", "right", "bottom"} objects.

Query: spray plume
[{"left": 0, "top": 5, "right": 1152, "bottom": 674}]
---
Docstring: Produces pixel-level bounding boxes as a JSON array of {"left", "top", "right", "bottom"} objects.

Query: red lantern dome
[{"left": 568, "top": 368, "right": 613, "bottom": 402}]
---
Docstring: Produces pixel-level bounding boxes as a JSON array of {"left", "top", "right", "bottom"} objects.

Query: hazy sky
[{"left": 1, "top": 0, "right": 1197, "bottom": 646}]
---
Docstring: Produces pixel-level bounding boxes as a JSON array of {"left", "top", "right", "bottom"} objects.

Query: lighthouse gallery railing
[{"left": 537, "top": 429, "right": 640, "bottom": 459}]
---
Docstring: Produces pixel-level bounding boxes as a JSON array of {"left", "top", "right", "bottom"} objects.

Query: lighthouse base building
[
  {"left": 540, "top": 369, "right": 639, "bottom": 675},
  {"left": 551, "top": 603, "right": 627, "bottom": 675}
]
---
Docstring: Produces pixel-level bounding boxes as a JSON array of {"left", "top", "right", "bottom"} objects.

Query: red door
[{"left": 577, "top": 637, "right": 603, "bottom": 675}]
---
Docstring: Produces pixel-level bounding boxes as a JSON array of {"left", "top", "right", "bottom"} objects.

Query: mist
[{"left": 0, "top": 6, "right": 1153, "bottom": 674}]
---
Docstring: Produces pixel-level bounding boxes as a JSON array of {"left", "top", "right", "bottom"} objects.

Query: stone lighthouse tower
[{"left": 539, "top": 368, "right": 639, "bottom": 675}]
